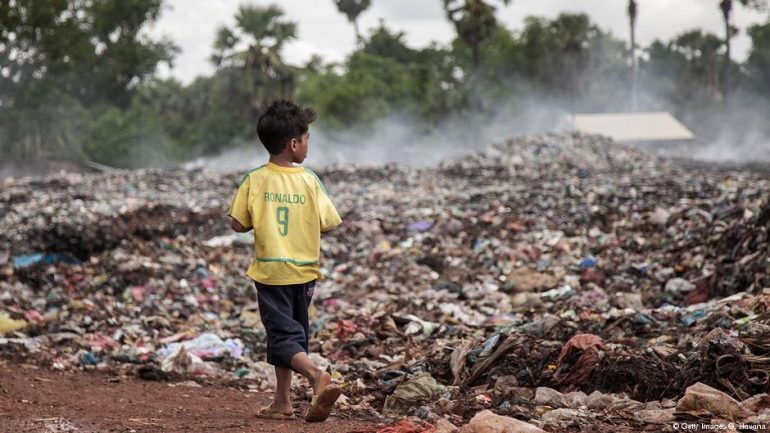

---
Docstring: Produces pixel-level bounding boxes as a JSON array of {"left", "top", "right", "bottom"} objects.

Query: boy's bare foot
[
  {"left": 257, "top": 403, "right": 295, "bottom": 420},
  {"left": 311, "top": 370, "right": 331, "bottom": 396},
  {"left": 271, "top": 402, "right": 294, "bottom": 414},
  {"left": 305, "top": 383, "right": 342, "bottom": 422},
  {"left": 306, "top": 370, "right": 342, "bottom": 422}
]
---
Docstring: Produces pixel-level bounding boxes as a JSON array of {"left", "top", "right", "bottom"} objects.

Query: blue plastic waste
[
  {"left": 579, "top": 256, "right": 598, "bottom": 269},
  {"left": 680, "top": 310, "right": 706, "bottom": 326},
  {"left": 12, "top": 253, "right": 43, "bottom": 269},
  {"left": 407, "top": 220, "right": 433, "bottom": 232},
  {"left": 536, "top": 259, "right": 551, "bottom": 270},
  {"left": 13, "top": 253, "right": 80, "bottom": 269},
  {"left": 80, "top": 352, "right": 102, "bottom": 365}
]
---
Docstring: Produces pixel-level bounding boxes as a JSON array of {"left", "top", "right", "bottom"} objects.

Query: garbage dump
[{"left": 2, "top": 132, "right": 770, "bottom": 431}]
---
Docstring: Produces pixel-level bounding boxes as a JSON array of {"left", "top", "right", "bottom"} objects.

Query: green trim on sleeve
[
  {"left": 304, "top": 168, "right": 328, "bottom": 195},
  {"left": 254, "top": 257, "right": 319, "bottom": 266},
  {"left": 240, "top": 164, "right": 267, "bottom": 185}
]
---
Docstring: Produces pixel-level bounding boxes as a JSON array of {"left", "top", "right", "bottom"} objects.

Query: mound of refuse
[
  {"left": 441, "top": 131, "right": 674, "bottom": 177},
  {"left": 2, "top": 132, "right": 770, "bottom": 431}
]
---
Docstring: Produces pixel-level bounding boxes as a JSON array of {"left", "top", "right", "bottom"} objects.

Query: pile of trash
[{"left": 2, "top": 132, "right": 770, "bottom": 431}]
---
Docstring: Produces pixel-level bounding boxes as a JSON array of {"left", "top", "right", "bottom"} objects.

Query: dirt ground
[{"left": 0, "top": 363, "right": 377, "bottom": 433}]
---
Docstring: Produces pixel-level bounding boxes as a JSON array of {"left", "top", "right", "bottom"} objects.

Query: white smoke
[{"left": 185, "top": 95, "right": 573, "bottom": 172}]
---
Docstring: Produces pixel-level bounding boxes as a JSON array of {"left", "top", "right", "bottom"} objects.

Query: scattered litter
[
  {"left": 457, "top": 410, "right": 546, "bottom": 433},
  {"left": 2, "top": 132, "right": 770, "bottom": 430}
]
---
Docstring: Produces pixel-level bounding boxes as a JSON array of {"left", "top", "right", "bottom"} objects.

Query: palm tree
[
  {"left": 628, "top": 0, "right": 638, "bottom": 110},
  {"left": 333, "top": 0, "right": 372, "bottom": 44},
  {"left": 442, "top": 0, "right": 511, "bottom": 111},
  {"left": 211, "top": 5, "right": 298, "bottom": 115},
  {"left": 675, "top": 30, "right": 726, "bottom": 102},
  {"left": 719, "top": 0, "right": 767, "bottom": 104}
]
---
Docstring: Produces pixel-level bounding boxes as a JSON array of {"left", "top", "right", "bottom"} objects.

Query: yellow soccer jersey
[{"left": 228, "top": 162, "right": 342, "bottom": 285}]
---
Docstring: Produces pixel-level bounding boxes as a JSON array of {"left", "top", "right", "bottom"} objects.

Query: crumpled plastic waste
[
  {"left": 80, "top": 351, "right": 102, "bottom": 365},
  {"left": 159, "top": 345, "right": 219, "bottom": 377},
  {"left": 383, "top": 373, "right": 448, "bottom": 415},
  {"left": 554, "top": 334, "right": 605, "bottom": 390},
  {"left": 676, "top": 382, "right": 751, "bottom": 421},
  {"left": 371, "top": 420, "right": 438, "bottom": 433},
  {"left": 2, "top": 132, "right": 770, "bottom": 431},
  {"left": 407, "top": 221, "right": 433, "bottom": 233},
  {"left": 156, "top": 332, "right": 244, "bottom": 360},
  {"left": 12, "top": 253, "right": 80, "bottom": 269},
  {"left": 541, "top": 407, "right": 591, "bottom": 425},
  {"left": 0, "top": 315, "right": 27, "bottom": 334},
  {"left": 456, "top": 410, "right": 546, "bottom": 433}
]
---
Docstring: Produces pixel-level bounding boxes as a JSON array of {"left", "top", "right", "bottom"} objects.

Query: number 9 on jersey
[{"left": 276, "top": 206, "right": 289, "bottom": 236}]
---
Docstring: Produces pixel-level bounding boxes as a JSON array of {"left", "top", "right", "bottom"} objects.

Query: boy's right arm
[{"left": 228, "top": 176, "right": 253, "bottom": 232}]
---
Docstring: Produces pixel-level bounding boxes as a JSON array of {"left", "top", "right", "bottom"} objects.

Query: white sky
[{"left": 150, "top": 0, "right": 769, "bottom": 84}]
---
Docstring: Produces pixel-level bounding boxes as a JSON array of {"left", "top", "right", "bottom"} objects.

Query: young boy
[{"left": 228, "top": 99, "right": 342, "bottom": 422}]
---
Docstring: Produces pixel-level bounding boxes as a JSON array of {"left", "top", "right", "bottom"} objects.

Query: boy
[{"left": 228, "top": 99, "right": 342, "bottom": 422}]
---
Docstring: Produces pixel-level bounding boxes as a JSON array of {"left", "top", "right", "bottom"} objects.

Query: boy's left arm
[
  {"left": 317, "top": 188, "right": 342, "bottom": 233},
  {"left": 230, "top": 217, "right": 251, "bottom": 233}
]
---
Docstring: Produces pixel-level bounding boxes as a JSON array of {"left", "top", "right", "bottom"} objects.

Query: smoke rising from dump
[
  {"left": 691, "top": 99, "right": 770, "bottom": 163},
  {"left": 184, "top": 87, "right": 770, "bottom": 174},
  {"left": 185, "top": 96, "right": 574, "bottom": 173}
]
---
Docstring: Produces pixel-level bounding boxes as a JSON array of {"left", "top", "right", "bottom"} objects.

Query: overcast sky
[{"left": 150, "top": 0, "right": 768, "bottom": 85}]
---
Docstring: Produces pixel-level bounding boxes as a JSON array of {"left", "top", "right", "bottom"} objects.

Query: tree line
[{"left": 1, "top": 0, "right": 769, "bottom": 168}]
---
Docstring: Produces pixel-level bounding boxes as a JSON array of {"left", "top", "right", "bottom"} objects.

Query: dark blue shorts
[{"left": 254, "top": 280, "right": 315, "bottom": 369}]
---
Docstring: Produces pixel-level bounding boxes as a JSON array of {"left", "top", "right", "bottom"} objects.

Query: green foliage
[
  {"left": 515, "top": 14, "right": 629, "bottom": 110},
  {"left": 719, "top": 0, "right": 767, "bottom": 100},
  {"left": 298, "top": 24, "right": 465, "bottom": 129},
  {"left": 85, "top": 102, "right": 172, "bottom": 169},
  {"left": 0, "top": 0, "right": 175, "bottom": 160},
  {"left": 3, "top": 1, "right": 770, "bottom": 168},
  {"left": 643, "top": 30, "right": 727, "bottom": 106},
  {"left": 0, "top": 90, "right": 90, "bottom": 160},
  {"left": 333, "top": 0, "right": 372, "bottom": 23},
  {"left": 443, "top": 0, "right": 510, "bottom": 52},
  {"left": 363, "top": 25, "right": 419, "bottom": 63},
  {"left": 442, "top": 0, "right": 511, "bottom": 109},
  {"left": 333, "top": 0, "right": 371, "bottom": 41},
  {"left": 211, "top": 4, "right": 298, "bottom": 119},
  {"left": 128, "top": 75, "right": 253, "bottom": 161},
  {"left": 298, "top": 54, "right": 406, "bottom": 129},
  {"left": 747, "top": 21, "right": 770, "bottom": 94},
  {"left": 641, "top": 27, "right": 767, "bottom": 142}
]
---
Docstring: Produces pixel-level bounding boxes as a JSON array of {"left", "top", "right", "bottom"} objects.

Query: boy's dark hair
[{"left": 256, "top": 99, "right": 316, "bottom": 155}]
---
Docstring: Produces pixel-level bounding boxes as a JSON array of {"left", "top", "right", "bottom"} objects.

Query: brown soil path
[{"left": 0, "top": 364, "right": 377, "bottom": 433}]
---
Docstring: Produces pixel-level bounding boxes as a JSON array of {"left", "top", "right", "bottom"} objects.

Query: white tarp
[{"left": 572, "top": 112, "right": 695, "bottom": 142}]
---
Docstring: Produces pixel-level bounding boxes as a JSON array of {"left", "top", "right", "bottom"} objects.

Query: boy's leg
[
  {"left": 256, "top": 282, "right": 306, "bottom": 369},
  {"left": 289, "top": 352, "right": 329, "bottom": 395},
  {"left": 290, "top": 281, "right": 341, "bottom": 422},
  {"left": 271, "top": 366, "right": 294, "bottom": 414},
  {"left": 255, "top": 281, "right": 302, "bottom": 416},
  {"left": 288, "top": 280, "right": 330, "bottom": 395},
  {"left": 295, "top": 350, "right": 342, "bottom": 422}
]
